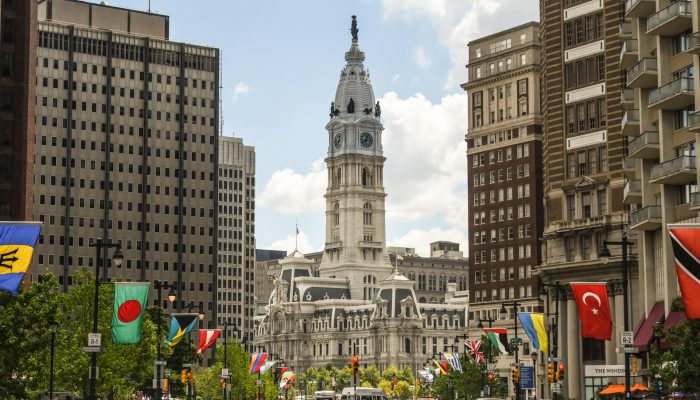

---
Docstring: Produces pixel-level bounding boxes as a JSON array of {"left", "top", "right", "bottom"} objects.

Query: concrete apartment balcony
[
  {"left": 625, "top": 0, "right": 655, "bottom": 18},
  {"left": 686, "top": 32, "right": 700, "bottom": 55},
  {"left": 646, "top": 1, "right": 692, "bottom": 37},
  {"left": 687, "top": 111, "right": 700, "bottom": 132},
  {"left": 620, "top": 39, "right": 638, "bottom": 69},
  {"left": 626, "top": 58, "right": 657, "bottom": 88},
  {"left": 623, "top": 180, "right": 642, "bottom": 204},
  {"left": 691, "top": 192, "right": 700, "bottom": 210},
  {"left": 547, "top": 215, "right": 611, "bottom": 234},
  {"left": 630, "top": 205, "right": 662, "bottom": 231},
  {"left": 620, "top": 21, "right": 633, "bottom": 38},
  {"left": 648, "top": 78, "right": 694, "bottom": 110},
  {"left": 623, "top": 156, "right": 636, "bottom": 179},
  {"left": 650, "top": 156, "right": 697, "bottom": 185},
  {"left": 620, "top": 88, "right": 635, "bottom": 108},
  {"left": 628, "top": 130, "right": 659, "bottom": 159},
  {"left": 621, "top": 109, "right": 640, "bottom": 136}
]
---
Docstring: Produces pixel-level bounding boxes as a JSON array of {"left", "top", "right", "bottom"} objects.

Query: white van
[
  {"left": 340, "top": 387, "right": 387, "bottom": 400},
  {"left": 314, "top": 390, "right": 337, "bottom": 400}
]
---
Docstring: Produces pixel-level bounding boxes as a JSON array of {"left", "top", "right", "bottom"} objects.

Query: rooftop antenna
[
  {"left": 219, "top": 50, "right": 224, "bottom": 136},
  {"left": 148, "top": 0, "right": 151, "bottom": 13},
  {"left": 295, "top": 221, "right": 299, "bottom": 252}
]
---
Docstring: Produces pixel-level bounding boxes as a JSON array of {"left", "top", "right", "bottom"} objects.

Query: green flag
[{"left": 111, "top": 282, "right": 150, "bottom": 344}]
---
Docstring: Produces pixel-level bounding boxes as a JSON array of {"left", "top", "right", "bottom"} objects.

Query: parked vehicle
[{"left": 340, "top": 387, "right": 387, "bottom": 400}]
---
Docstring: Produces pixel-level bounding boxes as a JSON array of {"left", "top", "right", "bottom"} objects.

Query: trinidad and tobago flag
[{"left": 668, "top": 224, "right": 700, "bottom": 318}]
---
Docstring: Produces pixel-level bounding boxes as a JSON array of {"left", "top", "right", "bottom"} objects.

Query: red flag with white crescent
[
  {"left": 668, "top": 224, "right": 700, "bottom": 318},
  {"left": 195, "top": 329, "right": 221, "bottom": 355},
  {"left": 570, "top": 282, "right": 613, "bottom": 340}
]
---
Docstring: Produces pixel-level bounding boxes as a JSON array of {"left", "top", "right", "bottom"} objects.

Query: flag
[
  {"left": 484, "top": 328, "right": 509, "bottom": 355},
  {"left": 465, "top": 339, "right": 484, "bottom": 363},
  {"left": 668, "top": 224, "right": 700, "bottom": 318},
  {"left": 249, "top": 353, "right": 268, "bottom": 373},
  {"left": 111, "top": 282, "right": 150, "bottom": 344},
  {"left": 571, "top": 282, "right": 613, "bottom": 340},
  {"left": 259, "top": 361, "right": 277, "bottom": 374},
  {"left": 433, "top": 360, "right": 447, "bottom": 375},
  {"left": 0, "top": 223, "right": 41, "bottom": 295},
  {"left": 194, "top": 329, "right": 221, "bottom": 355},
  {"left": 280, "top": 370, "right": 295, "bottom": 388},
  {"left": 443, "top": 353, "right": 462, "bottom": 372},
  {"left": 518, "top": 312, "right": 548, "bottom": 353},
  {"left": 163, "top": 314, "right": 198, "bottom": 347}
]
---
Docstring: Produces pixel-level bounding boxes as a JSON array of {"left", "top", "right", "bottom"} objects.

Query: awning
[
  {"left": 661, "top": 311, "right": 687, "bottom": 349},
  {"left": 633, "top": 301, "right": 665, "bottom": 351}
]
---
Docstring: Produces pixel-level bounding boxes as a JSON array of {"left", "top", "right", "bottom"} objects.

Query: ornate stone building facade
[{"left": 254, "top": 18, "right": 468, "bottom": 373}]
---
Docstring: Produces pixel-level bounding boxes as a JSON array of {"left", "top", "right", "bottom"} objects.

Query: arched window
[
  {"left": 333, "top": 202, "right": 340, "bottom": 226},
  {"left": 363, "top": 202, "right": 372, "bottom": 225},
  {"left": 362, "top": 167, "right": 373, "bottom": 186}
]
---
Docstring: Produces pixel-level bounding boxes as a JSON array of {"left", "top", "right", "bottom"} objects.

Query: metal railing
[
  {"left": 625, "top": 0, "right": 643, "bottom": 14},
  {"left": 650, "top": 156, "right": 696, "bottom": 181},
  {"left": 688, "top": 111, "right": 700, "bottom": 128},
  {"left": 628, "top": 130, "right": 659, "bottom": 155},
  {"left": 647, "top": 1, "right": 691, "bottom": 32},
  {"left": 691, "top": 192, "right": 700, "bottom": 208},
  {"left": 648, "top": 78, "right": 693, "bottom": 105},
  {"left": 630, "top": 205, "right": 661, "bottom": 226},
  {"left": 627, "top": 58, "right": 657, "bottom": 84},
  {"left": 686, "top": 32, "right": 700, "bottom": 50}
]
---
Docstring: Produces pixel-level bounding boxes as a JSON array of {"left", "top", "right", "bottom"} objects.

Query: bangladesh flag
[{"left": 111, "top": 282, "right": 150, "bottom": 344}]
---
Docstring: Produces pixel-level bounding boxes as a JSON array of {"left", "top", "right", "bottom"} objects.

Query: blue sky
[{"left": 102, "top": 0, "right": 539, "bottom": 256}]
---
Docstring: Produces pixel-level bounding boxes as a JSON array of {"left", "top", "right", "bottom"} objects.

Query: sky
[{"left": 101, "top": 0, "right": 539, "bottom": 256}]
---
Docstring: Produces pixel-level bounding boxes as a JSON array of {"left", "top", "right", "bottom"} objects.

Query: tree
[{"left": 431, "top": 356, "right": 484, "bottom": 400}]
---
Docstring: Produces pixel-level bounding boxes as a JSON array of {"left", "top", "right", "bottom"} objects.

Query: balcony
[
  {"left": 621, "top": 109, "right": 640, "bottom": 136},
  {"left": 625, "top": 0, "right": 655, "bottom": 18},
  {"left": 650, "top": 156, "right": 697, "bottom": 185},
  {"left": 626, "top": 58, "right": 657, "bottom": 88},
  {"left": 691, "top": 192, "right": 700, "bottom": 210},
  {"left": 620, "top": 39, "right": 638, "bottom": 69},
  {"left": 630, "top": 205, "right": 662, "bottom": 231},
  {"left": 689, "top": 112, "right": 700, "bottom": 132},
  {"left": 648, "top": 78, "right": 694, "bottom": 110},
  {"left": 623, "top": 157, "right": 636, "bottom": 179},
  {"left": 686, "top": 32, "right": 700, "bottom": 55},
  {"left": 628, "top": 130, "right": 659, "bottom": 159},
  {"left": 623, "top": 180, "right": 642, "bottom": 204},
  {"left": 620, "top": 21, "right": 633, "bottom": 37},
  {"left": 646, "top": 1, "right": 692, "bottom": 36},
  {"left": 620, "top": 88, "right": 635, "bottom": 108}
]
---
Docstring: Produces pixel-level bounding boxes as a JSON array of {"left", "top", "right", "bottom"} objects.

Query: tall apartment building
[
  {"left": 622, "top": 0, "right": 699, "bottom": 385},
  {"left": 218, "top": 136, "right": 255, "bottom": 344},
  {"left": 539, "top": 1, "right": 635, "bottom": 398},
  {"left": 32, "top": 0, "right": 220, "bottom": 329},
  {"left": 462, "top": 22, "right": 543, "bottom": 394},
  {"left": 0, "top": 0, "right": 37, "bottom": 221}
]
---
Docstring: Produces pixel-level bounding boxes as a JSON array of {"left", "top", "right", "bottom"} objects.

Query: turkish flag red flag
[
  {"left": 571, "top": 282, "right": 613, "bottom": 340},
  {"left": 668, "top": 224, "right": 700, "bottom": 318}
]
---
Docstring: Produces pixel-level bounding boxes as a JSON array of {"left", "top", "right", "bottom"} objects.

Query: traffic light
[
  {"left": 163, "top": 377, "right": 169, "bottom": 391},
  {"left": 187, "top": 370, "right": 194, "bottom": 384},
  {"left": 220, "top": 379, "right": 225, "bottom": 388},
  {"left": 631, "top": 357, "right": 638, "bottom": 375},
  {"left": 350, "top": 356, "right": 359, "bottom": 375},
  {"left": 181, "top": 370, "right": 187, "bottom": 384},
  {"left": 512, "top": 367, "right": 520, "bottom": 385},
  {"left": 487, "top": 373, "right": 495, "bottom": 384},
  {"left": 547, "top": 362, "right": 555, "bottom": 383},
  {"left": 557, "top": 363, "right": 565, "bottom": 381}
]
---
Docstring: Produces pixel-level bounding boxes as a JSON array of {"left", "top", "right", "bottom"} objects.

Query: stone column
[{"left": 566, "top": 298, "right": 582, "bottom": 400}]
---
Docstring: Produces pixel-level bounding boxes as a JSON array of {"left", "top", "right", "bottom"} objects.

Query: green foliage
[
  {"left": 431, "top": 357, "right": 485, "bottom": 400},
  {"left": 649, "top": 309, "right": 700, "bottom": 394}
]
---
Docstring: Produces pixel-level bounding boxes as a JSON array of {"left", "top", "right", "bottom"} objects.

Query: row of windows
[
  {"left": 472, "top": 285, "right": 534, "bottom": 302},
  {"left": 471, "top": 126, "right": 529, "bottom": 149},
  {"left": 472, "top": 164, "right": 530, "bottom": 187},
  {"left": 564, "top": 54, "right": 605, "bottom": 91},
  {"left": 472, "top": 184, "right": 532, "bottom": 206},
  {"left": 37, "top": 252, "right": 215, "bottom": 272},
  {"left": 407, "top": 273, "right": 468, "bottom": 292},
  {"left": 472, "top": 54, "right": 528, "bottom": 80},
  {"left": 566, "top": 147, "right": 608, "bottom": 179},
  {"left": 566, "top": 190, "right": 607, "bottom": 221},
  {"left": 473, "top": 204, "right": 532, "bottom": 226},
  {"left": 474, "top": 265, "right": 533, "bottom": 284},
  {"left": 473, "top": 225, "right": 532, "bottom": 244},
  {"left": 40, "top": 134, "right": 213, "bottom": 153},
  {"left": 564, "top": 12, "right": 604, "bottom": 49},
  {"left": 472, "top": 245, "right": 534, "bottom": 264},
  {"left": 565, "top": 99, "right": 607, "bottom": 135},
  {"left": 471, "top": 143, "right": 531, "bottom": 168}
]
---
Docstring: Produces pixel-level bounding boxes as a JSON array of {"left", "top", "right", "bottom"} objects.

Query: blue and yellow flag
[
  {"left": 518, "top": 312, "right": 548, "bottom": 353},
  {"left": 0, "top": 223, "right": 42, "bottom": 295},
  {"left": 162, "top": 313, "right": 198, "bottom": 347}
]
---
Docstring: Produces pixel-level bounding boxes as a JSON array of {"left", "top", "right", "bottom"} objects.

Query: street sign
[
  {"left": 88, "top": 333, "right": 101, "bottom": 347},
  {"left": 222, "top": 368, "right": 230, "bottom": 377},
  {"left": 550, "top": 383, "right": 561, "bottom": 393},
  {"left": 520, "top": 366, "right": 534, "bottom": 389},
  {"left": 81, "top": 346, "right": 103, "bottom": 353},
  {"left": 620, "top": 331, "right": 634, "bottom": 346},
  {"left": 510, "top": 337, "right": 522, "bottom": 344},
  {"left": 619, "top": 346, "right": 639, "bottom": 354},
  {"left": 487, "top": 363, "right": 496, "bottom": 372}
]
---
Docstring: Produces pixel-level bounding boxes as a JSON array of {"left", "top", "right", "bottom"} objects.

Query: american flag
[{"left": 465, "top": 339, "right": 485, "bottom": 363}]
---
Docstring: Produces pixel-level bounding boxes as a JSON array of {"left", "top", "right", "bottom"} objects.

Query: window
[
  {"left": 567, "top": 194, "right": 576, "bottom": 220},
  {"left": 520, "top": 33, "right": 527, "bottom": 44},
  {"left": 581, "top": 192, "right": 591, "bottom": 218},
  {"left": 520, "top": 53, "right": 527, "bottom": 66},
  {"left": 597, "top": 190, "right": 607, "bottom": 216},
  {"left": 363, "top": 202, "right": 372, "bottom": 225},
  {"left": 581, "top": 235, "right": 592, "bottom": 261},
  {"left": 565, "top": 237, "right": 576, "bottom": 262},
  {"left": 582, "top": 338, "right": 605, "bottom": 362}
]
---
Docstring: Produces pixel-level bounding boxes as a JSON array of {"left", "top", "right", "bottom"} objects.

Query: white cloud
[
  {"left": 382, "top": 0, "right": 446, "bottom": 21},
  {"left": 389, "top": 227, "right": 467, "bottom": 257},
  {"left": 258, "top": 158, "right": 326, "bottom": 214},
  {"left": 412, "top": 46, "right": 432, "bottom": 69},
  {"left": 265, "top": 230, "right": 319, "bottom": 254},
  {"left": 233, "top": 81, "right": 249, "bottom": 100}
]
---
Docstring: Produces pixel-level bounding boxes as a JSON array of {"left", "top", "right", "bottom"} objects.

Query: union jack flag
[{"left": 465, "top": 339, "right": 484, "bottom": 364}]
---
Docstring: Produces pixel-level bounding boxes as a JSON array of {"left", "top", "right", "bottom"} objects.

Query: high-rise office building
[
  {"left": 32, "top": 0, "right": 220, "bottom": 329},
  {"left": 218, "top": 136, "right": 255, "bottom": 344},
  {"left": 463, "top": 22, "right": 543, "bottom": 394},
  {"left": 539, "top": 1, "right": 634, "bottom": 398},
  {"left": 0, "top": 0, "right": 37, "bottom": 221}
]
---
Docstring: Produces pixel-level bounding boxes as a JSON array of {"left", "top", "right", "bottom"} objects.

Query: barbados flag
[
  {"left": 0, "top": 223, "right": 42, "bottom": 296},
  {"left": 162, "top": 313, "right": 198, "bottom": 347},
  {"left": 518, "top": 312, "right": 548, "bottom": 353}
]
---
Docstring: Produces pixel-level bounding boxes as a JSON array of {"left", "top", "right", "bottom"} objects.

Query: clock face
[
  {"left": 360, "top": 132, "right": 373, "bottom": 148},
  {"left": 334, "top": 133, "right": 342, "bottom": 149}
]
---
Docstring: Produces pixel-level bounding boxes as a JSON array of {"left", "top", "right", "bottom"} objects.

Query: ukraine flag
[
  {"left": 0, "top": 223, "right": 42, "bottom": 296},
  {"left": 518, "top": 312, "right": 548, "bottom": 353}
]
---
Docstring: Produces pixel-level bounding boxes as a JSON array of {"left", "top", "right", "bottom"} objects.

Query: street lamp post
[
  {"left": 222, "top": 321, "right": 239, "bottom": 400},
  {"left": 538, "top": 282, "right": 565, "bottom": 400},
  {"left": 87, "top": 239, "right": 123, "bottom": 400},
  {"left": 530, "top": 353, "right": 537, "bottom": 400},
  {"left": 599, "top": 233, "right": 632, "bottom": 400},
  {"left": 153, "top": 280, "right": 176, "bottom": 400},
  {"left": 478, "top": 318, "right": 496, "bottom": 396},
  {"left": 49, "top": 320, "right": 58, "bottom": 400},
  {"left": 501, "top": 301, "right": 521, "bottom": 400}
]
